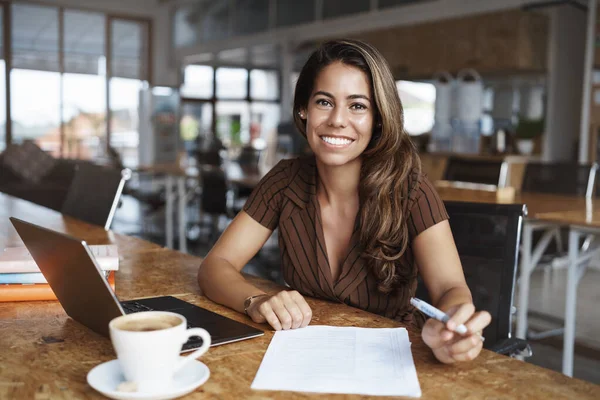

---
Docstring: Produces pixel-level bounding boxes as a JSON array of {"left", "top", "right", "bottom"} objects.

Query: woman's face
[{"left": 301, "top": 62, "right": 374, "bottom": 167}]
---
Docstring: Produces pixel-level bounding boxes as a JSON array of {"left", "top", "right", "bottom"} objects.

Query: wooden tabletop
[
  {"left": 0, "top": 193, "right": 598, "bottom": 399},
  {"left": 533, "top": 209, "right": 600, "bottom": 228},
  {"left": 435, "top": 181, "right": 600, "bottom": 220}
]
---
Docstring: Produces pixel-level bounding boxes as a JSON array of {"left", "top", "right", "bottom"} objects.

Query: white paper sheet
[{"left": 251, "top": 325, "right": 421, "bottom": 397}]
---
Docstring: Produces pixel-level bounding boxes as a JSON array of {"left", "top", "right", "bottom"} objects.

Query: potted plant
[{"left": 515, "top": 116, "right": 544, "bottom": 155}]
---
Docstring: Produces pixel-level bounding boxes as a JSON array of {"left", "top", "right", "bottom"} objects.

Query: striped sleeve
[
  {"left": 407, "top": 173, "right": 449, "bottom": 240},
  {"left": 242, "top": 159, "right": 292, "bottom": 230}
]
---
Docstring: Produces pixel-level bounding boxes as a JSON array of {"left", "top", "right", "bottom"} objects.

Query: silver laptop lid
[{"left": 9, "top": 217, "right": 124, "bottom": 337}]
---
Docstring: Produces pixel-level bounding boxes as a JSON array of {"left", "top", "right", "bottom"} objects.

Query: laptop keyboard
[
  {"left": 121, "top": 301, "right": 153, "bottom": 314},
  {"left": 120, "top": 301, "right": 202, "bottom": 350}
]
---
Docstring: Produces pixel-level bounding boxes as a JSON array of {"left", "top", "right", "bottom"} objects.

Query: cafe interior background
[{"left": 1, "top": 0, "right": 599, "bottom": 384}]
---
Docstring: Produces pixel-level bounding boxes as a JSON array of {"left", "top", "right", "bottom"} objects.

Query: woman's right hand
[{"left": 246, "top": 290, "right": 313, "bottom": 330}]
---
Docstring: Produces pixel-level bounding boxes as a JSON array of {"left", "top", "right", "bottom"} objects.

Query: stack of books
[{"left": 0, "top": 244, "right": 118, "bottom": 302}]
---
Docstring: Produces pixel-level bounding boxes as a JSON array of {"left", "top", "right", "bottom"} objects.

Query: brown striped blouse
[{"left": 243, "top": 156, "right": 448, "bottom": 328}]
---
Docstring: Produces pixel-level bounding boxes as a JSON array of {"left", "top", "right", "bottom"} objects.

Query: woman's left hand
[{"left": 421, "top": 303, "right": 491, "bottom": 364}]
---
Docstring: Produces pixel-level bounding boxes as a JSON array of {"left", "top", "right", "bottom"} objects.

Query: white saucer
[{"left": 87, "top": 357, "right": 210, "bottom": 400}]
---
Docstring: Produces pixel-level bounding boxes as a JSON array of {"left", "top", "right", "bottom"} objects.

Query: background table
[
  {"left": 532, "top": 208, "right": 600, "bottom": 376},
  {"left": 135, "top": 162, "right": 264, "bottom": 252}
]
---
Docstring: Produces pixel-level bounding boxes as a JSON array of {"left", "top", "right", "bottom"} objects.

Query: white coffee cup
[{"left": 109, "top": 311, "right": 211, "bottom": 393}]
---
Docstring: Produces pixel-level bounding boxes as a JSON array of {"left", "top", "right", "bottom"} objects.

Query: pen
[{"left": 410, "top": 297, "right": 485, "bottom": 342}]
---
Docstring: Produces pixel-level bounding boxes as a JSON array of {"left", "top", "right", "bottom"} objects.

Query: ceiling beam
[{"left": 175, "top": 0, "right": 548, "bottom": 62}]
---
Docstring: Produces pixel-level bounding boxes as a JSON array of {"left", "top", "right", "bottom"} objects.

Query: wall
[
  {"left": 352, "top": 9, "right": 549, "bottom": 79},
  {"left": 27, "top": 0, "right": 179, "bottom": 87},
  {"left": 543, "top": 4, "right": 587, "bottom": 161}
]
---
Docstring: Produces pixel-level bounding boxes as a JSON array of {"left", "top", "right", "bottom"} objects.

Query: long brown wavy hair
[{"left": 293, "top": 39, "right": 421, "bottom": 293}]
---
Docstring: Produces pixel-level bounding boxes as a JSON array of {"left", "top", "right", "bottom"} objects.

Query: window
[
  {"left": 2, "top": 4, "right": 151, "bottom": 158},
  {"left": 481, "top": 87, "right": 494, "bottom": 136},
  {"left": 250, "top": 69, "right": 279, "bottom": 100},
  {"left": 64, "top": 10, "right": 105, "bottom": 75},
  {"left": 111, "top": 19, "right": 149, "bottom": 81},
  {"left": 11, "top": 69, "right": 61, "bottom": 152},
  {"left": 110, "top": 78, "right": 143, "bottom": 167},
  {"left": 12, "top": 4, "right": 59, "bottom": 72},
  {"left": 62, "top": 10, "right": 106, "bottom": 159},
  {"left": 109, "top": 18, "right": 149, "bottom": 166},
  {"left": 181, "top": 65, "right": 279, "bottom": 150},
  {"left": 181, "top": 65, "right": 214, "bottom": 99},
  {"left": 62, "top": 73, "right": 106, "bottom": 159},
  {"left": 396, "top": 81, "right": 436, "bottom": 136},
  {"left": 11, "top": 4, "right": 60, "bottom": 152},
  {"left": 250, "top": 102, "right": 280, "bottom": 144},
  {"left": 180, "top": 102, "right": 213, "bottom": 153},
  {"left": 216, "top": 101, "right": 249, "bottom": 146},
  {"left": 216, "top": 68, "right": 248, "bottom": 99}
]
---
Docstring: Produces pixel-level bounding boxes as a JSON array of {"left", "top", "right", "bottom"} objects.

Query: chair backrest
[
  {"left": 237, "top": 146, "right": 261, "bottom": 167},
  {"left": 195, "top": 149, "right": 222, "bottom": 167},
  {"left": 200, "top": 167, "right": 229, "bottom": 215},
  {"left": 61, "top": 163, "right": 131, "bottom": 230},
  {"left": 416, "top": 201, "right": 526, "bottom": 349},
  {"left": 521, "top": 162, "right": 597, "bottom": 197},
  {"left": 443, "top": 157, "right": 507, "bottom": 187}
]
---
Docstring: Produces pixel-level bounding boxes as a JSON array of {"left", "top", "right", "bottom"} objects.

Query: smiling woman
[
  {"left": 198, "top": 39, "right": 491, "bottom": 365},
  {"left": 298, "top": 63, "right": 373, "bottom": 167}
]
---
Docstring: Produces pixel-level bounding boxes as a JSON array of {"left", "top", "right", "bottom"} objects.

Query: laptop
[{"left": 9, "top": 217, "right": 263, "bottom": 352}]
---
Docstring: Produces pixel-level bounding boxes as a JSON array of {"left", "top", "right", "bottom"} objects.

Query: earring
[{"left": 298, "top": 111, "right": 305, "bottom": 118}]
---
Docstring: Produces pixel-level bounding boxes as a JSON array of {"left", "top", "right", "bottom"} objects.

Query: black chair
[
  {"left": 195, "top": 149, "right": 222, "bottom": 167},
  {"left": 61, "top": 163, "right": 131, "bottom": 230},
  {"left": 416, "top": 201, "right": 530, "bottom": 357},
  {"left": 521, "top": 162, "right": 597, "bottom": 197},
  {"left": 443, "top": 156, "right": 507, "bottom": 187},
  {"left": 199, "top": 167, "right": 232, "bottom": 241},
  {"left": 237, "top": 146, "right": 261, "bottom": 167}
]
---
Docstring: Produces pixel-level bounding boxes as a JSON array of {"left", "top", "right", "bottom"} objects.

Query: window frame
[
  {"left": 180, "top": 63, "right": 280, "bottom": 143},
  {"left": 1, "top": 1, "right": 152, "bottom": 156}
]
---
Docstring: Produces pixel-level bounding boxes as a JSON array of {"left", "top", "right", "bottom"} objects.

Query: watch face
[
  {"left": 244, "top": 294, "right": 266, "bottom": 314},
  {"left": 244, "top": 296, "right": 257, "bottom": 313}
]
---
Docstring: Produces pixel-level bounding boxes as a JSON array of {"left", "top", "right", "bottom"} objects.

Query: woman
[{"left": 198, "top": 39, "right": 491, "bottom": 364}]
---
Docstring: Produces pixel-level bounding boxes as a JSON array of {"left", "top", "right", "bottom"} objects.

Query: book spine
[
  {"left": 0, "top": 272, "right": 115, "bottom": 302},
  {"left": 0, "top": 258, "right": 118, "bottom": 273},
  {"left": 0, "top": 273, "right": 48, "bottom": 284},
  {"left": 0, "top": 245, "right": 119, "bottom": 273}
]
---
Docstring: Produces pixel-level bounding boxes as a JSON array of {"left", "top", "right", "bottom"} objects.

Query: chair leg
[{"left": 516, "top": 222, "right": 534, "bottom": 341}]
